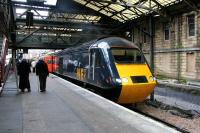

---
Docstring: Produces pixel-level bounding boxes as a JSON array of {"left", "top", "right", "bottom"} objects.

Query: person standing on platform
[
  {"left": 36, "top": 59, "right": 49, "bottom": 92},
  {"left": 18, "top": 59, "right": 31, "bottom": 92},
  {"left": 31, "top": 60, "right": 36, "bottom": 73}
]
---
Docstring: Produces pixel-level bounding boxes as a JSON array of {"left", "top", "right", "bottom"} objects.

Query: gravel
[{"left": 134, "top": 100, "right": 200, "bottom": 133}]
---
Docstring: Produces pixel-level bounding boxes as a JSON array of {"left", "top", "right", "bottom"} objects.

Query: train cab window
[{"left": 111, "top": 48, "right": 145, "bottom": 64}]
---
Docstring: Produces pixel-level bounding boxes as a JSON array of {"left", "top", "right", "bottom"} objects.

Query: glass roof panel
[
  {"left": 157, "top": 0, "right": 179, "bottom": 6},
  {"left": 45, "top": 0, "right": 57, "bottom": 5},
  {"left": 112, "top": 16, "right": 124, "bottom": 22},
  {"left": 129, "top": 7, "right": 143, "bottom": 15},
  {"left": 86, "top": 3, "right": 101, "bottom": 11},
  {"left": 73, "top": 0, "right": 182, "bottom": 22},
  {"left": 122, "top": 10, "right": 137, "bottom": 19},
  {"left": 122, "top": 9, "right": 136, "bottom": 16},
  {"left": 12, "top": 0, "right": 57, "bottom": 5},
  {"left": 73, "top": 0, "right": 87, "bottom": 5},
  {"left": 143, "top": 1, "right": 157, "bottom": 9},
  {"left": 116, "top": 13, "right": 127, "bottom": 20},
  {"left": 90, "top": 1, "right": 104, "bottom": 7},
  {"left": 99, "top": 10, "right": 112, "bottom": 16},
  {"left": 109, "top": 4, "right": 124, "bottom": 12}
]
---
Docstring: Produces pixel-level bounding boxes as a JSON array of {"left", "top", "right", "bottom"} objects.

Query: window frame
[
  {"left": 187, "top": 14, "right": 195, "bottom": 37},
  {"left": 163, "top": 23, "right": 170, "bottom": 41},
  {"left": 111, "top": 48, "right": 145, "bottom": 64}
]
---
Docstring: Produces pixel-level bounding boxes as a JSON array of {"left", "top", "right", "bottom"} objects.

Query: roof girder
[{"left": 183, "top": 0, "right": 198, "bottom": 11}]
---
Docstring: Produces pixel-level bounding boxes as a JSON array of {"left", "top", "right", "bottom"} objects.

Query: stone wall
[{"left": 134, "top": 11, "right": 200, "bottom": 81}]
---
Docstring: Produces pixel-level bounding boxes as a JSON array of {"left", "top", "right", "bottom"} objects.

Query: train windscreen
[{"left": 111, "top": 48, "right": 145, "bottom": 64}]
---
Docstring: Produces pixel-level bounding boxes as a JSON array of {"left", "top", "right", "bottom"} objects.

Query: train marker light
[
  {"left": 121, "top": 78, "right": 128, "bottom": 83},
  {"left": 149, "top": 76, "right": 156, "bottom": 82},
  {"left": 116, "top": 78, "right": 122, "bottom": 83}
]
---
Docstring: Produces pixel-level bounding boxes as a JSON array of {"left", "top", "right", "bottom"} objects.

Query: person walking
[
  {"left": 36, "top": 59, "right": 49, "bottom": 92},
  {"left": 18, "top": 59, "right": 31, "bottom": 92}
]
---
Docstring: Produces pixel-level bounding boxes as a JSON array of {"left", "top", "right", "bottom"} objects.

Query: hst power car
[{"left": 50, "top": 37, "right": 156, "bottom": 104}]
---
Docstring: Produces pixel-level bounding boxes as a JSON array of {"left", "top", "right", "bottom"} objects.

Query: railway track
[{"left": 124, "top": 104, "right": 190, "bottom": 133}]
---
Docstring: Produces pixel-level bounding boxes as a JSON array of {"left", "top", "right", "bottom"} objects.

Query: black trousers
[
  {"left": 38, "top": 74, "right": 47, "bottom": 91},
  {"left": 32, "top": 67, "right": 35, "bottom": 73},
  {"left": 19, "top": 75, "right": 30, "bottom": 91}
]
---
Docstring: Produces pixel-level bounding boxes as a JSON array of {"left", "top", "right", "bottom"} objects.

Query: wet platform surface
[{"left": 0, "top": 73, "right": 179, "bottom": 133}]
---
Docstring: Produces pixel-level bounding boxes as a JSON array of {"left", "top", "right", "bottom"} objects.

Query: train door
[
  {"left": 88, "top": 49, "right": 101, "bottom": 84},
  {"left": 88, "top": 49, "right": 95, "bottom": 81},
  {"left": 59, "top": 56, "right": 63, "bottom": 74}
]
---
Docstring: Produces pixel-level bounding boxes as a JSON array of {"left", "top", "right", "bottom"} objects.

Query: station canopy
[
  {"left": 13, "top": 0, "right": 183, "bottom": 23},
  {"left": 73, "top": 0, "right": 181, "bottom": 22},
  {"left": 11, "top": 0, "right": 189, "bottom": 49}
]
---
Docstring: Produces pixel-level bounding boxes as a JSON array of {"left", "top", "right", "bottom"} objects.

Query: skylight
[
  {"left": 13, "top": 0, "right": 57, "bottom": 20},
  {"left": 12, "top": 0, "right": 57, "bottom": 6},
  {"left": 44, "top": 0, "right": 57, "bottom": 5}
]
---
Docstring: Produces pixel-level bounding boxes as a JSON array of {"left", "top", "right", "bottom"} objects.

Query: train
[
  {"left": 43, "top": 37, "right": 156, "bottom": 104},
  {"left": 43, "top": 55, "right": 59, "bottom": 73}
]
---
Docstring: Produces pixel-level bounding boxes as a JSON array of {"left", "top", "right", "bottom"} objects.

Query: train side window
[
  {"left": 47, "top": 59, "right": 51, "bottom": 64},
  {"left": 82, "top": 52, "right": 89, "bottom": 68},
  {"left": 95, "top": 50, "right": 101, "bottom": 68}
]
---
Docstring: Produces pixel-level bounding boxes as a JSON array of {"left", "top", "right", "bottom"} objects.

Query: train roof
[
  {"left": 96, "top": 37, "right": 139, "bottom": 49},
  {"left": 57, "top": 37, "right": 139, "bottom": 55}
]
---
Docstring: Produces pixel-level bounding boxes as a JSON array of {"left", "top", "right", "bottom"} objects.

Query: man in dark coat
[
  {"left": 18, "top": 59, "right": 31, "bottom": 92},
  {"left": 36, "top": 59, "right": 49, "bottom": 92}
]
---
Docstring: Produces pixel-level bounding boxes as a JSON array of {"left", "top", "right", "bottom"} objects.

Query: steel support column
[
  {"left": 149, "top": 15, "right": 155, "bottom": 101},
  {"left": 12, "top": 49, "right": 18, "bottom": 89}
]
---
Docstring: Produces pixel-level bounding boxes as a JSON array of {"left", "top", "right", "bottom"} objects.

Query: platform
[{"left": 0, "top": 73, "right": 179, "bottom": 133}]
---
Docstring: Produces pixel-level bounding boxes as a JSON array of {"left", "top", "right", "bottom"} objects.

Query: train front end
[{"left": 111, "top": 48, "right": 156, "bottom": 104}]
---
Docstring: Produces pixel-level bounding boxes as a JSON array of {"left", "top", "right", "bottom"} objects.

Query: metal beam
[
  {"left": 10, "top": 42, "right": 72, "bottom": 49},
  {"left": 183, "top": 0, "right": 199, "bottom": 11},
  {"left": 12, "top": 1, "right": 55, "bottom": 8},
  {"left": 16, "top": 18, "right": 123, "bottom": 31},
  {"left": 16, "top": 27, "right": 43, "bottom": 45},
  {"left": 47, "top": 29, "right": 69, "bottom": 46}
]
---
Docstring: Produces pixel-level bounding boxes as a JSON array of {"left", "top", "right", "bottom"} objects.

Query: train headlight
[
  {"left": 149, "top": 76, "right": 156, "bottom": 82},
  {"left": 121, "top": 78, "right": 128, "bottom": 83},
  {"left": 116, "top": 78, "right": 122, "bottom": 83}
]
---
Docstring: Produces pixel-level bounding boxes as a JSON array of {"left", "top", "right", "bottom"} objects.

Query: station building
[{"left": 133, "top": 11, "right": 200, "bottom": 81}]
